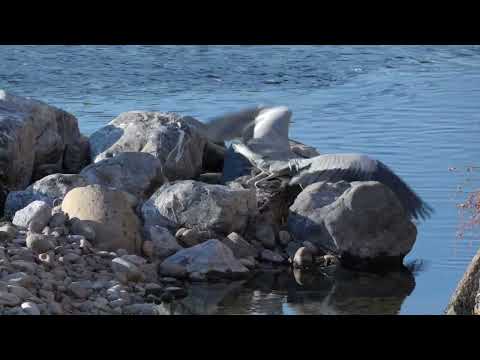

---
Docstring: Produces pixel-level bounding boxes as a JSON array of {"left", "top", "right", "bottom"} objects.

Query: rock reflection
[{"left": 161, "top": 265, "right": 417, "bottom": 315}]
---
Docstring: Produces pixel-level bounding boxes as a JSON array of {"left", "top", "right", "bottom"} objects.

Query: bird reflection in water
[{"left": 160, "top": 261, "right": 424, "bottom": 315}]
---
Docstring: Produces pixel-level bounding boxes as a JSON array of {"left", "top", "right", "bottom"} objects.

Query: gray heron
[{"left": 200, "top": 106, "right": 433, "bottom": 221}]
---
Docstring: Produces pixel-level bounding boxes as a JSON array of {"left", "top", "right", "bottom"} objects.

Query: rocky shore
[{"left": 0, "top": 90, "right": 421, "bottom": 315}]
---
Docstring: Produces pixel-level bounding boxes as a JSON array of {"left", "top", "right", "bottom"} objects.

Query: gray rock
[
  {"left": 123, "top": 303, "right": 162, "bottom": 315},
  {"left": 69, "top": 281, "right": 93, "bottom": 299},
  {"left": 255, "top": 223, "right": 276, "bottom": 249},
  {"left": 10, "top": 260, "right": 37, "bottom": 274},
  {"left": 7, "top": 285, "right": 34, "bottom": 300},
  {"left": 198, "top": 172, "right": 223, "bottom": 185},
  {"left": 446, "top": 248, "right": 480, "bottom": 315},
  {"left": 49, "top": 212, "right": 67, "bottom": 228},
  {"left": 142, "top": 180, "right": 257, "bottom": 235},
  {"left": 293, "top": 247, "right": 313, "bottom": 268},
  {"left": 302, "top": 241, "right": 319, "bottom": 255},
  {"left": 278, "top": 230, "right": 292, "bottom": 247},
  {"left": 69, "top": 218, "right": 96, "bottom": 242},
  {"left": 0, "top": 291, "right": 21, "bottom": 306},
  {"left": 145, "top": 225, "right": 182, "bottom": 259},
  {"left": 0, "top": 223, "right": 17, "bottom": 241},
  {"left": 0, "top": 91, "right": 89, "bottom": 213},
  {"left": 223, "top": 232, "right": 258, "bottom": 259},
  {"left": 3, "top": 272, "right": 34, "bottom": 288},
  {"left": 4, "top": 174, "right": 89, "bottom": 219},
  {"left": 260, "top": 249, "right": 285, "bottom": 264},
  {"left": 88, "top": 111, "right": 207, "bottom": 181},
  {"left": 160, "top": 239, "right": 249, "bottom": 279},
  {"left": 289, "top": 139, "right": 320, "bottom": 158},
  {"left": 288, "top": 181, "right": 417, "bottom": 268},
  {"left": 239, "top": 257, "right": 257, "bottom": 269},
  {"left": 21, "top": 301, "right": 41, "bottom": 315},
  {"left": 80, "top": 152, "right": 165, "bottom": 199},
  {"left": 158, "top": 262, "right": 188, "bottom": 279},
  {"left": 111, "top": 257, "right": 144, "bottom": 283},
  {"left": 12, "top": 201, "right": 52, "bottom": 231},
  {"left": 26, "top": 233, "right": 54, "bottom": 253},
  {"left": 120, "top": 254, "right": 147, "bottom": 267}
]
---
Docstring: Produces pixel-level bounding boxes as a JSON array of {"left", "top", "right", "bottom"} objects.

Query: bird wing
[{"left": 290, "top": 154, "right": 433, "bottom": 220}]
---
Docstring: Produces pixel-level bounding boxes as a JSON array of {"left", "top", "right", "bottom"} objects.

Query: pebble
[
  {"left": 10, "top": 260, "right": 37, "bottom": 274},
  {"left": 7, "top": 285, "right": 34, "bottom": 300},
  {"left": 4, "top": 272, "right": 35, "bottom": 288},
  {"left": 21, "top": 301, "right": 41, "bottom": 315},
  {"left": 111, "top": 258, "right": 144, "bottom": 283},
  {"left": 69, "top": 280, "right": 93, "bottom": 299}
]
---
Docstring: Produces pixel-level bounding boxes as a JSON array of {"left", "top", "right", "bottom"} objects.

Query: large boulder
[
  {"left": 61, "top": 184, "right": 143, "bottom": 254},
  {"left": 4, "top": 174, "right": 89, "bottom": 219},
  {"left": 88, "top": 111, "right": 207, "bottom": 181},
  {"left": 141, "top": 180, "right": 257, "bottom": 235},
  {"left": 160, "top": 239, "right": 249, "bottom": 280},
  {"left": 0, "top": 90, "right": 89, "bottom": 201},
  {"left": 80, "top": 152, "right": 165, "bottom": 199},
  {"left": 288, "top": 181, "right": 417, "bottom": 269}
]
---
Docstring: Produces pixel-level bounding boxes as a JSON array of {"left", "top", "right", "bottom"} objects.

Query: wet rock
[
  {"left": 0, "top": 91, "right": 89, "bottom": 213},
  {"left": 111, "top": 257, "right": 144, "bottom": 283},
  {"left": 255, "top": 223, "right": 276, "bottom": 249},
  {"left": 160, "top": 239, "right": 249, "bottom": 280},
  {"left": 260, "top": 249, "right": 285, "bottom": 264},
  {"left": 223, "top": 232, "right": 258, "bottom": 259},
  {"left": 145, "top": 225, "right": 182, "bottom": 259},
  {"left": 62, "top": 185, "right": 143, "bottom": 254},
  {"left": 141, "top": 180, "right": 257, "bottom": 235},
  {"left": 89, "top": 111, "right": 207, "bottom": 181},
  {"left": 26, "top": 233, "right": 54, "bottom": 253},
  {"left": 21, "top": 301, "right": 41, "bottom": 315},
  {"left": 288, "top": 181, "right": 417, "bottom": 269},
  {"left": 80, "top": 152, "right": 165, "bottom": 199},
  {"left": 293, "top": 247, "right": 313, "bottom": 269},
  {"left": 12, "top": 201, "right": 52, "bottom": 231},
  {"left": 4, "top": 174, "right": 89, "bottom": 219}
]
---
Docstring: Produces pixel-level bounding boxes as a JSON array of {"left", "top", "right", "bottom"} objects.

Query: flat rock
[{"left": 160, "top": 239, "right": 249, "bottom": 280}]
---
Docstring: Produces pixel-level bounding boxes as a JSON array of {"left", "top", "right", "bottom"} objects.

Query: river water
[{"left": 1, "top": 45, "right": 479, "bottom": 314}]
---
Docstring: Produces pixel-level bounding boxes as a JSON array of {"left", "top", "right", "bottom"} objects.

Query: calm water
[{"left": 1, "top": 45, "right": 479, "bottom": 315}]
